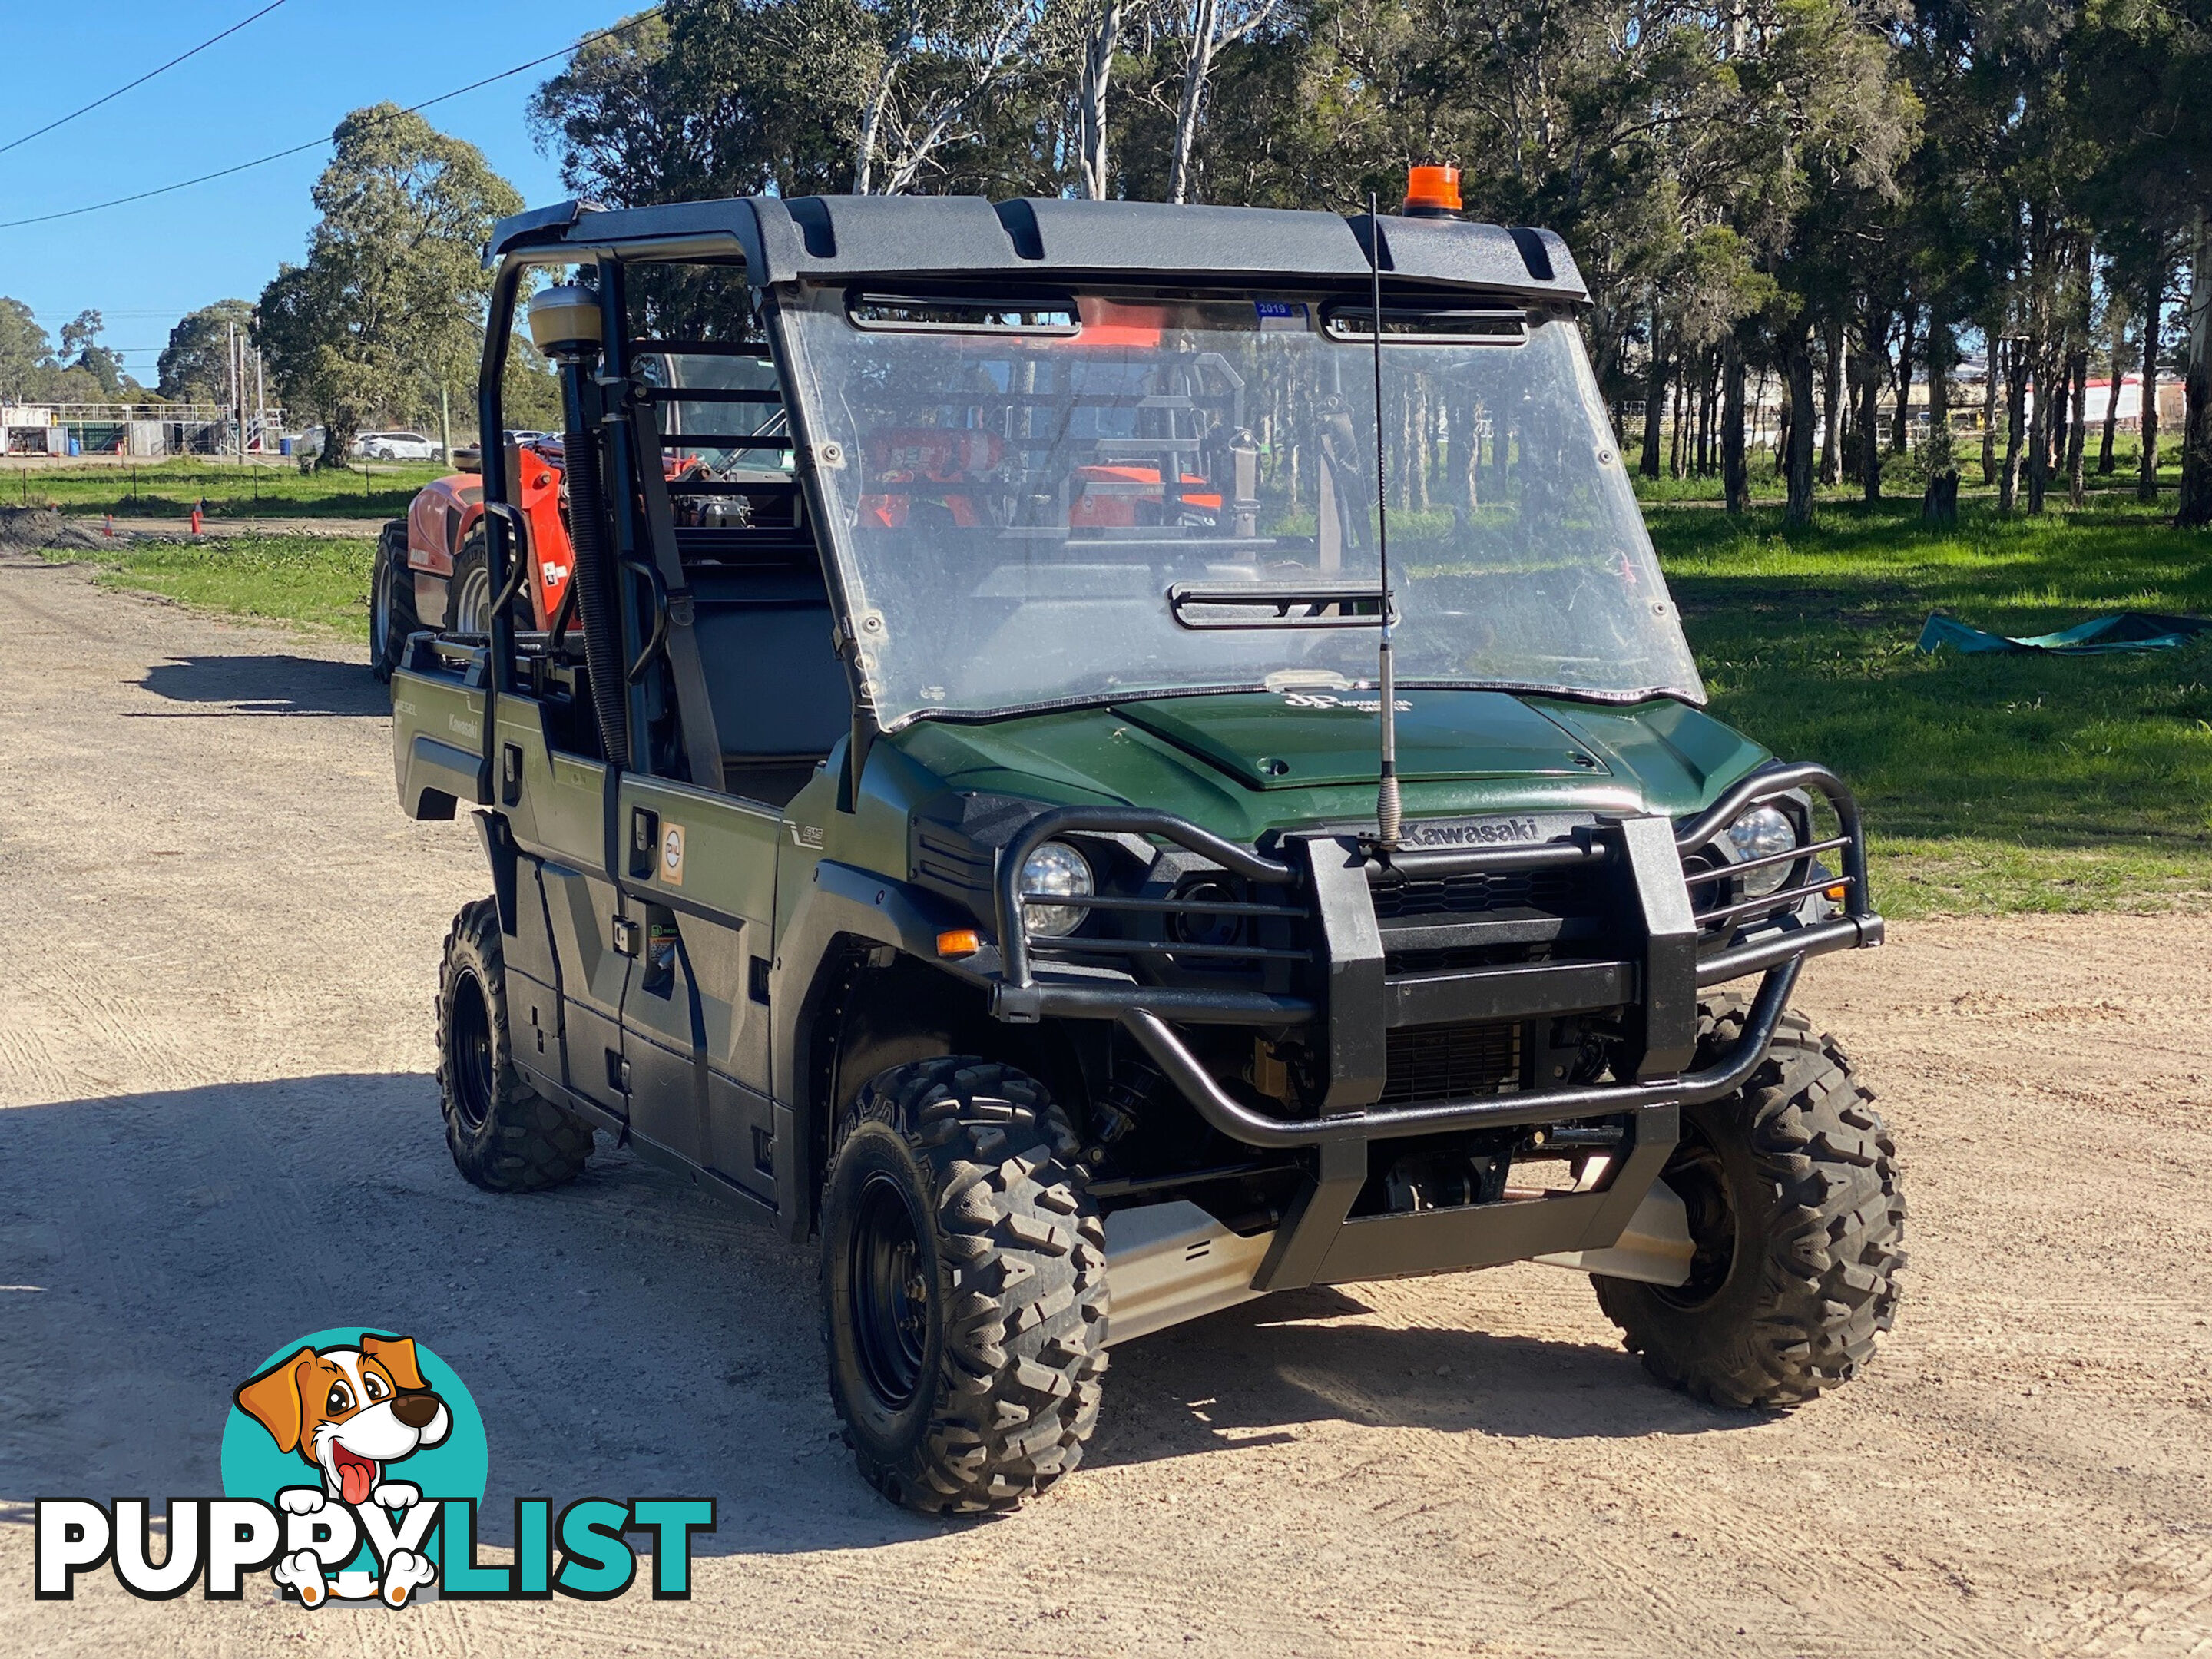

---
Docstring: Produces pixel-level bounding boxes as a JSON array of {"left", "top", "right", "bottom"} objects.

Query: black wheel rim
[
  {"left": 1655, "top": 1128, "right": 1737, "bottom": 1308},
  {"left": 447, "top": 970, "right": 495, "bottom": 1133},
  {"left": 849, "top": 1171, "right": 929, "bottom": 1409}
]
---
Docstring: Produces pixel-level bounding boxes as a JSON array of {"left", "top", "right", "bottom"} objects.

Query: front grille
[
  {"left": 1370, "top": 867, "right": 1588, "bottom": 920},
  {"left": 1379, "top": 1021, "right": 1522, "bottom": 1105}
]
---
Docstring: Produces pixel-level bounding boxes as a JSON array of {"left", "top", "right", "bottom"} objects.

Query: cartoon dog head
[{"left": 234, "top": 1335, "right": 452, "bottom": 1506}]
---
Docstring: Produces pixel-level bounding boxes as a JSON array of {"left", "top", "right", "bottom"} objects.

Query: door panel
[
  {"left": 615, "top": 775, "right": 782, "bottom": 1200},
  {"left": 541, "top": 860, "right": 629, "bottom": 1115},
  {"left": 505, "top": 859, "right": 565, "bottom": 1098}
]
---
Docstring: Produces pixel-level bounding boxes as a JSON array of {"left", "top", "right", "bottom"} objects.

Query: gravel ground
[{"left": 1, "top": 551, "right": 2207, "bottom": 1657}]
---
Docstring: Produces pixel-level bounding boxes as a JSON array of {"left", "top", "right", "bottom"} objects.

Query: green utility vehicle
[{"left": 393, "top": 190, "right": 1903, "bottom": 1514}]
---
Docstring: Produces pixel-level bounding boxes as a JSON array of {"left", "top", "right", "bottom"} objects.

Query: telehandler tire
[
  {"left": 445, "top": 531, "right": 495, "bottom": 637},
  {"left": 821, "top": 1057, "right": 1108, "bottom": 1515},
  {"left": 435, "top": 898, "right": 593, "bottom": 1193},
  {"left": 1593, "top": 996, "right": 1905, "bottom": 1409},
  {"left": 370, "top": 521, "right": 417, "bottom": 683}
]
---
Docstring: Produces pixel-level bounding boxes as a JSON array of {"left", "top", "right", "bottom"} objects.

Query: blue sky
[{"left": 0, "top": 0, "right": 625, "bottom": 382}]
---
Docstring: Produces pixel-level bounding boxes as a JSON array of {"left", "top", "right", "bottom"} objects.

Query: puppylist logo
[{"left": 36, "top": 1327, "right": 714, "bottom": 1607}]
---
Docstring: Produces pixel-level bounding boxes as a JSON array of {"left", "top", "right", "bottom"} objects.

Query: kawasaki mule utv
[{"left": 392, "top": 185, "right": 1903, "bottom": 1515}]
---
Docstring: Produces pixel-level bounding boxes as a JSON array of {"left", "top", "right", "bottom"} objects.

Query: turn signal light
[
  {"left": 1404, "top": 164, "right": 1462, "bottom": 217},
  {"left": 936, "top": 929, "right": 982, "bottom": 958},
  {"left": 1826, "top": 885, "right": 1849, "bottom": 902}
]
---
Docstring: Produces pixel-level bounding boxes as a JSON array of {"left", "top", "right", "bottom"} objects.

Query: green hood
[
  {"left": 886, "top": 689, "right": 1770, "bottom": 845},
  {"left": 1114, "top": 690, "right": 1598, "bottom": 789}
]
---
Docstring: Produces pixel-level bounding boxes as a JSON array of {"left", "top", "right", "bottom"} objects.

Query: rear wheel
[
  {"left": 369, "top": 521, "right": 416, "bottom": 683},
  {"left": 435, "top": 898, "right": 592, "bottom": 1193},
  {"left": 821, "top": 1057, "right": 1108, "bottom": 1514},
  {"left": 445, "top": 532, "right": 494, "bottom": 636},
  {"left": 1593, "top": 998, "right": 1906, "bottom": 1407}
]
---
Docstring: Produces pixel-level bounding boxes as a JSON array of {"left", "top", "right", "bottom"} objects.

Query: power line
[
  {"left": 0, "top": 1, "right": 294, "bottom": 158},
  {"left": 0, "top": 11, "right": 656, "bottom": 233}
]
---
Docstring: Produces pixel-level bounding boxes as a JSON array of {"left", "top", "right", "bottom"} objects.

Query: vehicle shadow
[
  {"left": 0, "top": 1075, "right": 1743, "bottom": 1563},
  {"left": 134, "top": 654, "right": 387, "bottom": 718},
  {"left": 1091, "top": 1290, "right": 1742, "bottom": 1471}
]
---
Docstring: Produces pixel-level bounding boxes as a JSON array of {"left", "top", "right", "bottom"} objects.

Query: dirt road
[{"left": 1, "top": 551, "right": 2207, "bottom": 1657}]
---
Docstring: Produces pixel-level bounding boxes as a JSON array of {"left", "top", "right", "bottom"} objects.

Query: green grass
[
  {"left": 3, "top": 457, "right": 445, "bottom": 519},
  {"left": 33, "top": 481, "right": 2212, "bottom": 919},
  {"left": 41, "top": 535, "right": 376, "bottom": 637},
  {"left": 1651, "top": 495, "right": 2212, "bottom": 917},
  {"left": 1628, "top": 439, "right": 2186, "bottom": 505}
]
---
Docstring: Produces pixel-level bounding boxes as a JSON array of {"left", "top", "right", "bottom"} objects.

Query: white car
[{"left": 352, "top": 431, "right": 443, "bottom": 462}]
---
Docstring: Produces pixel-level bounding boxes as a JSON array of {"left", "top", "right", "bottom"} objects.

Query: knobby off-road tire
[
  {"left": 1594, "top": 996, "right": 1906, "bottom": 1408},
  {"left": 821, "top": 1057, "right": 1108, "bottom": 1515},
  {"left": 369, "top": 522, "right": 417, "bottom": 684},
  {"left": 436, "top": 898, "right": 593, "bottom": 1193}
]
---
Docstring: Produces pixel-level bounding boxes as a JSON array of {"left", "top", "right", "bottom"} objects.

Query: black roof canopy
[{"left": 488, "top": 194, "right": 1589, "bottom": 306}]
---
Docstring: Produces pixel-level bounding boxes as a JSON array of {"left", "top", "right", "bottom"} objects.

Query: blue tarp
[{"left": 1917, "top": 611, "right": 2212, "bottom": 656}]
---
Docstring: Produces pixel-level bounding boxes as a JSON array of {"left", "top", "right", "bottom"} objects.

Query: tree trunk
[
  {"left": 1892, "top": 304, "right": 1915, "bottom": 456},
  {"left": 1819, "top": 316, "right": 1844, "bottom": 485},
  {"left": 1926, "top": 306, "right": 1953, "bottom": 474},
  {"left": 2098, "top": 305, "right": 2130, "bottom": 475},
  {"left": 2026, "top": 342, "right": 2051, "bottom": 515},
  {"left": 2000, "top": 338, "right": 2027, "bottom": 515},
  {"left": 1857, "top": 333, "right": 1883, "bottom": 502},
  {"left": 1077, "top": 1, "right": 1124, "bottom": 200},
  {"left": 1786, "top": 325, "right": 1817, "bottom": 525},
  {"left": 1668, "top": 367, "right": 1687, "bottom": 478},
  {"left": 854, "top": 65, "right": 896, "bottom": 195},
  {"left": 1698, "top": 350, "right": 1717, "bottom": 475},
  {"left": 2066, "top": 344, "right": 2089, "bottom": 507},
  {"left": 1167, "top": 0, "right": 1220, "bottom": 206},
  {"left": 2142, "top": 256, "right": 2165, "bottom": 502},
  {"left": 1980, "top": 342, "right": 2000, "bottom": 485},
  {"left": 1723, "top": 330, "right": 1748, "bottom": 515},
  {"left": 1639, "top": 316, "right": 1668, "bottom": 478},
  {"left": 2181, "top": 207, "right": 2212, "bottom": 528}
]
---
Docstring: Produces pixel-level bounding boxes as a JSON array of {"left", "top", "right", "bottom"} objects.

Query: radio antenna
[{"left": 1366, "top": 190, "right": 1401, "bottom": 854}]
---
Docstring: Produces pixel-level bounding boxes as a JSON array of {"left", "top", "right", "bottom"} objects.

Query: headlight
[
  {"left": 1019, "top": 841, "right": 1094, "bottom": 937},
  {"left": 1727, "top": 806, "right": 1798, "bottom": 897}
]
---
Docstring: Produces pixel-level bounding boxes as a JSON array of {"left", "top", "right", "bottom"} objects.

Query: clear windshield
[{"left": 775, "top": 287, "right": 1701, "bottom": 727}]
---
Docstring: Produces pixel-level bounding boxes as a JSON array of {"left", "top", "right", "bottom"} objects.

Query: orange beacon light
[{"left": 1403, "top": 164, "right": 1462, "bottom": 218}]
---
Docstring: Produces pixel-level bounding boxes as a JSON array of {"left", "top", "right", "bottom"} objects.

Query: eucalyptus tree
[{"left": 256, "top": 105, "right": 521, "bottom": 465}]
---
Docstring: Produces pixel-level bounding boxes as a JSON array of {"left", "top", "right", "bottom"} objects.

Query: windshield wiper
[{"left": 1167, "top": 581, "right": 1392, "bottom": 631}]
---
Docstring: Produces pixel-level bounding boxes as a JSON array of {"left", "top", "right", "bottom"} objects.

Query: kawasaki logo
[{"left": 1396, "top": 813, "right": 1591, "bottom": 849}]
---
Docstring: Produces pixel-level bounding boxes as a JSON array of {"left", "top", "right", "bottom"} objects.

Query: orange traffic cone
[
  {"left": 190, "top": 504, "right": 203, "bottom": 537},
  {"left": 104, "top": 512, "right": 114, "bottom": 537}
]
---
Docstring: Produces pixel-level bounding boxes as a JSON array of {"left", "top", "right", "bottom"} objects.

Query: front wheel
[
  {"left": 1594, "top": 998, "right": 1906, "bottom": 1408},
  {"left": 821, "top": 1058, "right": 1108, "bottom": 1514},
  {"left": 436, "top": 898, "right": 593, "bottom": 1192}
]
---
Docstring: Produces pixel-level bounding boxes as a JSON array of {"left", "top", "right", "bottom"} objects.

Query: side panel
[
  {"left": 506, "top": 856, "right": 567, "bottom": 1099},
  {"left": 617, "top": 774, "right": 783, "bottom": 1202},
  {"left": 541, "top": 860, "right": 629, "bottom": 1116},
  {"left": 390, "top": 661, "right": 488, "bottom": 820}
]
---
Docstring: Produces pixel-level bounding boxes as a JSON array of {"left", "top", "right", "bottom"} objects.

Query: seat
[{"left": 688, "top": 565, "right": 852, "bottom": 806}]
